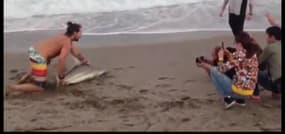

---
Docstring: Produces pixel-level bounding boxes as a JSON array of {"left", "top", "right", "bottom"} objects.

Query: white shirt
[{"left": 229, "top": 0, "right": 244, "bottom": 15}]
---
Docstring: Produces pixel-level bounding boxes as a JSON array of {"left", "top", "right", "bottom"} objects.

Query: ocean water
[{"left": 4, "top": 0, "right": 281, "bottom": 34}]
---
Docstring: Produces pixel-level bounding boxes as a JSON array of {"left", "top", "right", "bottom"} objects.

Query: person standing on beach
[
  {"left": 219, "top": 0, "right": 253, "bottom": 37},
  {"left": 7, "top": 21, "right": 89, "bottom": 94}
]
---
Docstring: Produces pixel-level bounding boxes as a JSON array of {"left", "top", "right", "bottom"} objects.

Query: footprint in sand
[
  {"left": 117, "top": 84, "right": 133, "bottom": 90},
  {"left": 251, "top": 112, "right": 257, "bottom": 117},
  {"left": 119, "top": 115, "right": 128, "bottom": 119},
  {"left": 68, "top": 102, "right": 86, "bottom": 110},
  {"left": 158, "top": 77, "right": 175, "bottom": 80},
  {"left": 184, "top": 79, "right": 197, "bottom": 83},
  {"left": 30, "top": 118, "right": 38, "bottom": 122},
  {"left": 110, "top": 98, "right": 125, "bottom": 105},
  {"left": 122, "top": 119, "right": 129, "bottom": 122},
  {"left": 113, "top": 67, "right": 124, "bottom": 71},
  {"left": 180, "top": 96, "right": 191, "bottom": 101},
  {"left": 254, "top": 122, "right": 263, "bottom": 127},
  {"left": 155, "top": 84, "right": 171, "bottom": 88},
  {"left": 206, "top": 98, "right": 215, "bottom": 103},
  {"left": 97, "top": 119, "right": 106, "bottom": 122},
  {"left": 9, "top": 69, "right": 18, "bottom": 74},
  {"left": 179, "top": 96, "right": 205, "bottom": 108},
  {"left": 57, "top": 97, "right": 65, "bottom": 101},
  {"left": 99, "top": 73, "right": 114, "bottom": 79},
  {"left": 262, "top": 103, "right": 273, "bottom": 108},
  {"left": 169, "top": 89, "right": 178, "bottom": 92},
  {"left": 229, "top": 122, "right": 237, "bottom": 127},
  {"left": 84, "top": 98, "right": 106, "bottom": 110},
  {"left": 207, "top": 93, "right": 216, "bottom": 96},
  {"left": 139, "top": 89, "right": 149, "bottom": 94},
  {"left": 184, "top": 98, "right": 203, "bottom": 109},
  {"left": 128, "top": 66, "right": 135, "bottom": 69},
  {"left": 71, "top": 89, "right": 85, "bottom": 97},
  {"left": 124, "top": 123, "right": 135, "bottom": 127},
  {"left": 158, "top": 77, "right": 168, "bottom": 80},
  {"left": 9, "top": 76, "right": 17, "bottom": 80},
  {"left": 181, "top": 118, "right": 191, "bottom": 122},
  {"left": 118, "top": 108, "right": 126, "bottom": 112},
  {"left": 160, "top": 100, "right": 185, "bottom": 112},
  {"left": 114, "top": 66, "right": 135, "bottom": 70},
  {"left": 259, "top": 126, "right": 281, "bottom": 132}
]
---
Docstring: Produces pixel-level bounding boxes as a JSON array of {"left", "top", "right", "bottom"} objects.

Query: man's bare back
[{"left": 33, "top": 34, "right": 71, "bottom": 62}]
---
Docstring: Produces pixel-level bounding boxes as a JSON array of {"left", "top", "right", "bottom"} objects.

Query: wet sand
[{"left": 4, "top": 31, "right": 281, "bottom": 131}]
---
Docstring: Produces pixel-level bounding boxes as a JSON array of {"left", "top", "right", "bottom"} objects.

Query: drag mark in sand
[
  {"left": 113, "top": 66, "right": 136, "bottom": 71},
  {"left": 155, "top": 84, "right": 171, "bottom": 88},
  {"left": 139, "top": 89, "right": 149, "bottom": 94},
  {"left": 157, "top": 76, "right": 175, "bottom": 80}
]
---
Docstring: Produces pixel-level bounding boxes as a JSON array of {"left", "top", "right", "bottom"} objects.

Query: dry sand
[{"left": 3, "top": 31, "right": 281, "bottom": 132}]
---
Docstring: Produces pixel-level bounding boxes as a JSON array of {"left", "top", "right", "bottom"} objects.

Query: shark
[{"left": 57, "top": 56, "right": 107, "bottom": 86}]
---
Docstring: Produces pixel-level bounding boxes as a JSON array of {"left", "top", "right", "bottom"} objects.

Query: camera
[{"left": 195, "top": 56, "right": 205, "bottom": 64}]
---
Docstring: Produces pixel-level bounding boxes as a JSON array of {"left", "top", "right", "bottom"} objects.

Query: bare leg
[{"left": 7, "top": 83, "right": 44, "bottom": 93}]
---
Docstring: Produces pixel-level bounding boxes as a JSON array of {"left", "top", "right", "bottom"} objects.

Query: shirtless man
[{"left": 7, "top": 21, "right": 89, "bottom": 94}]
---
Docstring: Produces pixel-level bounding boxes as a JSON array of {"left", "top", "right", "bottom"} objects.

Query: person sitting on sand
[
  {"left": 196, "top": 31, "right": 260, "bottom": 109},
  {"left": 251, "top": 14, "right": 281, "bottom": 101},
  {"left": 7, "top": 21, "right": 89, "bottom": 94}
]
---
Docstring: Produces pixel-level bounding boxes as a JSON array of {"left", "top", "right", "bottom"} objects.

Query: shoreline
[{"left": 4, "top": 30, "right": 267, "bottom": 53}]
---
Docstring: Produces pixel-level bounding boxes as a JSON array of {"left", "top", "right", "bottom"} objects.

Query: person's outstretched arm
[
  {"left": 266, "top": 13, "right": 280, "bottom": 27},
  {"left": 219, "top": 0, "right": 229, "bottom": 17}
]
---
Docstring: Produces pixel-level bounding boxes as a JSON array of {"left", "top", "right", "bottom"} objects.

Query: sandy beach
[{"left": 3, "top": 31, "right": 281, "bottom": 131}]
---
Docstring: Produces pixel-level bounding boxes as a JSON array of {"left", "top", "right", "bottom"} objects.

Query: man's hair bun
[{"left": 67, "top": 21, "right": 73, "bottom": 26}]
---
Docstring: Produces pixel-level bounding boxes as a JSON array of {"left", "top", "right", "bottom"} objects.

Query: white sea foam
[{"left": 4, "top": 0, "right": 281, "bottom": 34}]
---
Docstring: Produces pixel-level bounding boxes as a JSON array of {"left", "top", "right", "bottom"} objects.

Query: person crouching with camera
[
  {"left": 196, "top": 46, "right": 237, "bottom": 80},
  {"left": 196, "top": 32, "right": 260, "bottom": 109}
]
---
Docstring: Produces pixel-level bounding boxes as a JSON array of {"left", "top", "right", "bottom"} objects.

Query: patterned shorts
[{"left": 28, "top": 47, "right": 48, "bottom": 88}]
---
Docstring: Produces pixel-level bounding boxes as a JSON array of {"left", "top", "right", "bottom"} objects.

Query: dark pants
[
  {"left": 253, "top": 70, "right": 281, "bottom": 96},
  {"left": 229, "top": 13, "right": 246, "bottom": 37},
  {"left": 228, "top": 0, "right": 247, "bottom": 37}
]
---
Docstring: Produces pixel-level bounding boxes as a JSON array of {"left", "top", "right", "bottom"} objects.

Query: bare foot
[
  {"left": 6, "top": 85, "right": 16, "bottom": 96},
  {"left": 249, "top": 95, "right": 261, "bottom": 102}
]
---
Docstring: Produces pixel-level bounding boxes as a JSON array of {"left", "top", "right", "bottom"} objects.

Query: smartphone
[{"left": 221, "top": 41, "right": 224, "bottom": 49}]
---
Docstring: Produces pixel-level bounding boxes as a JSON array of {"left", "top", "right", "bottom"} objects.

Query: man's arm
[
  {"left": 219, "top": 0, "right": 229, "bottom": 17},
  {"left": 248, "top": 0, "right": 253, "bottom": 16},
  {"left": 71, "top": 45, "right": 88, "bottom": 64},
  {"left": 246, "top": 0, "right": 253, "bottom": 20},
  {"left": 57, "top": 41, "right": 71, "bottom": 79},
  {"left": 266, "top": 13, "right": 280, "bottom": 27}
]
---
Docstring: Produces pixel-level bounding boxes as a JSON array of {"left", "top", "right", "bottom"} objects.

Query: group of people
[
  {"left": 6, "top": 0, "right": 281, "bottom": 110},
  {"left": 196, "top": 0, "right": 281, "bottom": 109}
]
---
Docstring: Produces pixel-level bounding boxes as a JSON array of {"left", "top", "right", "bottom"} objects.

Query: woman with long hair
[{"left": 196, "top": 31, "right": 260, "bottom": 109}]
